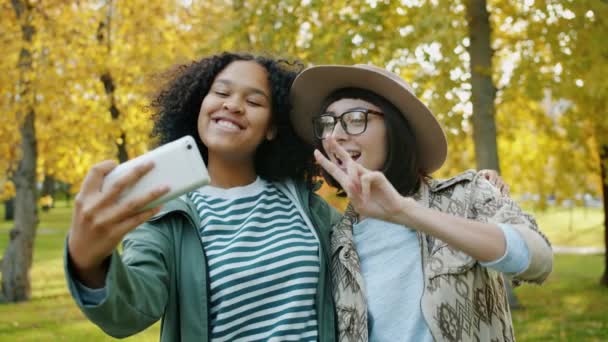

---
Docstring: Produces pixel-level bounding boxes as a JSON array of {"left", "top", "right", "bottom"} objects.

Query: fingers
[
  {"left": 95, "top": 184, "right": 170, "bottom": 227},
  {"left": 79, "top": 160, "right": 118, "bottom": 197},
  {"left": 112, "top": 206, "right": 163, "bottom": 239},
  {"left": 500, "top": 183, "right": 510, "bottom": 196},
  {"left": 94, "top": 161, "right": 155, "bottom": 210},
  {"left": 479, "top": 169, "right": 512, "bottom": 196},
  {"left": 346, "top": 157, "right": 362, "bottom": 195},
  {"left": 480, "top": 169, "right": 498, "bottom": 183},
  {"left": 314, "top": 150, "right": 347, "bottom": 184},
  {"left": 106, "top": 161, "right": 154, "bottom": 197},
  {"left": 360, "top": 171, "right": 387, "bottom": 200},
  {"left": 361, "top": 172, "right": 374, "bottom": 200},
  {"left": 325, "top": 137, "right": 354, "bottom": 167}
]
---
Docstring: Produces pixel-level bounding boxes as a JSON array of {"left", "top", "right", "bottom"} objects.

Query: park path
[{"left": 552, "top": 245, "right": 605, "bottom": 255}]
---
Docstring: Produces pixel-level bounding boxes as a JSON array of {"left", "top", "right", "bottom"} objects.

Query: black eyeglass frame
[{"left": 312, "top": 108, "right": 384, "bottom": 140}]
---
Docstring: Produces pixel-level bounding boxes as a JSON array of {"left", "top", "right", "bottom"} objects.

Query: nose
[{"left": 222, "top": 98, "right": 243, "bottom": 113}]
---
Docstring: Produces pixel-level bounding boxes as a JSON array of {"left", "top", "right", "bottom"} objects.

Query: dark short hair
[
  {"left": 316, "top": 88, "right": 428, "bottom": 196},
  {"left": 152, "top": 52, "right": 316, "bottom": 187}
]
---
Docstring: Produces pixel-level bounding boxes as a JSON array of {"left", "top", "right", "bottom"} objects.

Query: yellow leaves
[
  {"left": 0, "top": 0, "right": 604, "bottom": 205},
  {"left": 316, "top": 181, "right": 348, "bottom": 213},
  {"left": 0, "top": 180, "right": 16, "bottom": 201}
]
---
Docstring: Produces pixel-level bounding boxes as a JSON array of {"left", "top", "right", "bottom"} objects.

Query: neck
[{"left": 207, "top": 153, "right": 258, "bottom": 188}]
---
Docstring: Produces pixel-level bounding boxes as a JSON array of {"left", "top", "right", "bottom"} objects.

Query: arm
[
  {"left": 467, "top": 173, "right": 553, "bottom": 282},
  {"left": 315, "top": 138, "right": 552, "bottom": 282},
  {"left": 314, "top": 139, "right": 505, "bottom": 262},
  {"left": 64, "top": 160, "right": 171, "bottom": 337},
  {"left": 65, "top": 221, "right": 173, "bottom": 338},
  {"left": 389, "top": 197, "right": 507, "bottom": 262},
  {"left": 67, "top": 160, "right": 169, "bottom": 287}
]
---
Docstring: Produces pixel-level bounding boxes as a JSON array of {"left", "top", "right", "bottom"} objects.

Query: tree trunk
[
  {"left": 466, "top": 0, "right": 522, "bottom": 308},
  {"left": 2, "top": 110, "right": 37, "bottom": 302},
  {"left": 100, "top": 72, "right": 128, "bottom": 163},
  {"left": 4, "top": 199, "right": 15, "bottom": 221},
  {"left": 2, "top": 0, "right": 38, "bottom": 303},
  {"left": 41, "top": 175, "right": 55, "bottom": 197},
  {"left": 600, "top": 145, "right": 608, "bottom": 287},
  {"left": 98, "top": 0, "right": 128, "bottom": 163},
  {"left": 41, "top": 175, "right": 55, "bottom": 211},
  {"left": 466, "top": 0, "right": 500, "bottom": 172}
]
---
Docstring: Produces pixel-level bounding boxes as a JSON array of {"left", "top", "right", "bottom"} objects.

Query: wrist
[
  {"left": 67, "top": 238, "right": 110, "bottom": 288},
  {"left": 388, "top": 196, "right": 418, "bottom": 226}
]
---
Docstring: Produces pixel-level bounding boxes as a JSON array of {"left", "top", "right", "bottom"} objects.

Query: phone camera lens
[{"left": 187, "top": 144, "right": 192, "bottom": 150}]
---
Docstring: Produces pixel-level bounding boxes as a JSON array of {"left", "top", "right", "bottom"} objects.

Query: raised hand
[
  {"left": 314, "top": 137, "right": 418, "bottom": 223},
  {"left": 67, "top": 160, "right": 169, "bottom": 287},
  {"left": 479, "top": 169, "right": 510, "bottom": 196}
]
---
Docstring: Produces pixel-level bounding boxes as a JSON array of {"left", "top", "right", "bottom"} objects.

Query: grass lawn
[
  {"left": 0, "top": 201, "right": 606, "bottom": 341},
  {"left": 512, "top": 254, "right": 608, "bottom": 341},
  {"left": 0, "top": 203, "right": 158, "bottom": 341},
  {"left": 529, "top": 207, "right": 605, "bottom": 248}
]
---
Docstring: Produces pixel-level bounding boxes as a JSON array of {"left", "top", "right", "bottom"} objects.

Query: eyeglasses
[{"left": 312, "top": 108, "right": 384, "bottom": 139}]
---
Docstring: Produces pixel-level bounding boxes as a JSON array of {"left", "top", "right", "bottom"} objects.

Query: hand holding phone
[{"left": 102, "top": 135, "right": 210, "bottom": 211}]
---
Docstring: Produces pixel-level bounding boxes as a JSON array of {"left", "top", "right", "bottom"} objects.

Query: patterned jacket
[{"left": 330, "top": 170, "right": 553, "bottom": 342}]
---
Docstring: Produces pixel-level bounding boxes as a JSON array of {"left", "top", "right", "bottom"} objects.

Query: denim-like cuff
[{"left": 480, "top": 223, "right": 530, "bottom": 275}]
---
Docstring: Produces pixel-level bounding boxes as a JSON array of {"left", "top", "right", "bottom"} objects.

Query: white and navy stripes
[{"left": 189, "top": 178, "right": 320, "bottom": 342}]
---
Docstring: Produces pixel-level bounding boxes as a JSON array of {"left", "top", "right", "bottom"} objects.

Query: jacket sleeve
[
  {"left": 310, "top": 192, "right": 342, "bottom": 228},
  {"left": 467, "top": 172, "right": 553, "bottom": 284},
  {"left": 64, "top": 219, "right": 174, "bottom": 338}
]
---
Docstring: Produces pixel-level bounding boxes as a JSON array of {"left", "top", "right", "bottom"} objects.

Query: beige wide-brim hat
[{"left": 289, "top": 64, "right": 448, "bottom": 173}]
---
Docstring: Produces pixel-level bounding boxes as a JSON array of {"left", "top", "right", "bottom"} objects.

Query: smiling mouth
[
  {"left": 333, "top": 151, "right": 361, "bottom": 166},
  {"left": 214, "top": 118, "right": 243, "bottom": 130}
]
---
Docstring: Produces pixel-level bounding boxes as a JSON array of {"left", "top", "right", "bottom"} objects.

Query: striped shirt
[{"left": 189, "top": 178, "right": 320, "bottom": 342}]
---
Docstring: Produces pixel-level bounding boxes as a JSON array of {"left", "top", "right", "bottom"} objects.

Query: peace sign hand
[{"left": 314, "top": 137, "right": 418, "bottom": 222}]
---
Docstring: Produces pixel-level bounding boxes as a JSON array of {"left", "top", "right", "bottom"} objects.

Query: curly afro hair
[{"left": 151, "top": 52, "right": 318, "bottom": 188}]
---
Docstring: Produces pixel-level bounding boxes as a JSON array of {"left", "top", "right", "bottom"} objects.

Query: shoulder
[
  {"left": 429, "top": 169, "right": 498, "bottom": 193},
  {"left": 423, "top": 169, "right": 502, "bottom": 215},
  {"left": 305, "top": 182, "right": 341, "bottom": 224},
  {"left": 428, "top": 169, "right": 478, "bottom": 193},
  {"left": 151, "top": 195, "right": 198, "bottom": 221}
]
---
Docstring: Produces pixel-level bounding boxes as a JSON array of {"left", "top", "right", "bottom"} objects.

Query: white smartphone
[{"left": 102, "top": 135, "right": 210, "bottom": 211}]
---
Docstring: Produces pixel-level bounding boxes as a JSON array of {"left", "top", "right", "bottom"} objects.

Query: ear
[{"left": 266, "top": 126, "right": 277, "bottom": 141}]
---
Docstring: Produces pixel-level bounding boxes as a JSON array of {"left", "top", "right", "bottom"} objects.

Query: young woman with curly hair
[{"left": 65, "top": 52, "right": 340, "bottom": 342}]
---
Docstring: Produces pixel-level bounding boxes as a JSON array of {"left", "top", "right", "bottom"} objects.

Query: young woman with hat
[{"left": 290, "top": 64, "right": 553, "bottom": 342}]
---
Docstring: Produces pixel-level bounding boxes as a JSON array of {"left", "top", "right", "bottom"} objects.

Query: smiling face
[
  {"left": 321, "top": 98, "right": 387, "bottom": 172},
  {"left": 198, "top": 60, "right": 274, "bottom": 163}
]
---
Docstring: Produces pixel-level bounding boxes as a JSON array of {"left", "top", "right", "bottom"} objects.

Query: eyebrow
[
  {"left": 214, "top": 79, "right": 270, "bottom": 100},
  {"left": 325, "top": 106, "right": 377, "bottom": 114}
]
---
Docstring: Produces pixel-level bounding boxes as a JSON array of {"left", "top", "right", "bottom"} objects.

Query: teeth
[
  {"left": 216, "top": 119, "right": 240, "bottom": 130},
  {"left": 333, "top": 152, "right": 360, "bottom": 161}
]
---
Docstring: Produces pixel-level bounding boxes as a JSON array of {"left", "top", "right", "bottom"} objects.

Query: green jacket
[{"left": 65, "top": 180, "right": 341, "bottom": 341}]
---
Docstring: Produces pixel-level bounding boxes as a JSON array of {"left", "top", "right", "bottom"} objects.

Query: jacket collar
[
  {"left": 150, "top": 194, "right": 199, "bottom": 223},
  {"left": 150, "top": 180, "right": 312, "bottom": 225}
]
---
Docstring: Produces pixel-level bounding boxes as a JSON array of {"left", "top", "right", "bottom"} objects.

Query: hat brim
[{"left": 290, "top": 65, "right": 447, "bottom": 173}]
